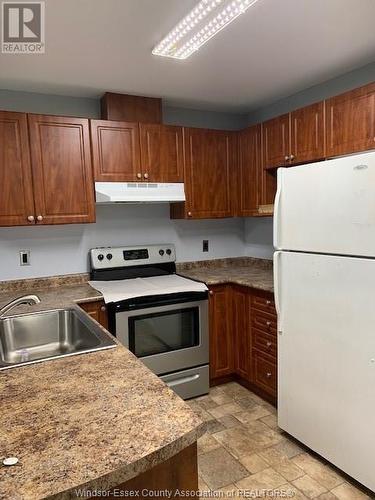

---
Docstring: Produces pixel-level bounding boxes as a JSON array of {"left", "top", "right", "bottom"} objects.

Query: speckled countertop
[
  {"left": 0, "top": 278, "right": 205, "bottom": 500},
  {"left": 177, "top": 257, "right": 274, "bottom": 293}
]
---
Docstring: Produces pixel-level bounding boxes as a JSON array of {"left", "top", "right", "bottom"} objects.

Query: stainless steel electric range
[{"left": 89, "top": 244, "right": 209, "bottom": 399}]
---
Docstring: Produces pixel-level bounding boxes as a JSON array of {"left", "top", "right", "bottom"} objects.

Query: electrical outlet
[
  {"left": 20, "top": 250, "right": 30, "bottom": 266},
  {"left": 203, "top": 240, "right": 209, "bottom": 252}
]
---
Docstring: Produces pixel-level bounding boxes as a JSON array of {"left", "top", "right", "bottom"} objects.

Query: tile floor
[{"left": 187, "top": 382, "right": 373, "bottom": 499}]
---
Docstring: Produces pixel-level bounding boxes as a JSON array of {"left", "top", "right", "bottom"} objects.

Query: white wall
[
  {"left": 0, "top": 205, "right": 246, "bottom": 281},
  {"left": 244, "top": 217, "right": 273, "bottom": 260}
]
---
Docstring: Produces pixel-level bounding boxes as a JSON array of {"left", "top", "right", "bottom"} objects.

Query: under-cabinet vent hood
[{"left": 95, "top": 182, "right": 185, "bottom": 204}]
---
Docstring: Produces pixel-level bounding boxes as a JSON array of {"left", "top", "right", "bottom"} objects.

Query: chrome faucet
[{"left": 0, "top": 295, "right": 41, "bottom": 317}]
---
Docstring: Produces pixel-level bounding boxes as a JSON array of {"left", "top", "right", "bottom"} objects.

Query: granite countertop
[
  {"left": 177, "top": 257, "right": 274, "bottom": 293},
  {"left": 0, "top": 280, "right": 205, "bottom": 500}
]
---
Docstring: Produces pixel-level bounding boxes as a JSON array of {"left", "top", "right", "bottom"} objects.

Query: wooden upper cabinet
[
  {"left": 237, "top": 125, "right": 261, "bottom": 216},
  {"left": 262, "top": 114, "right": 290, "bottom": 169},
  {"left": 139, "top": 124, "right": 183, "bottom": 182},
  {"left": 290, "top": 101, "right": 325, "bottom": 164},
  {"left": 0, "top": 111, "right": 35, "bottom": 226},
  {"left": 209, "top": 286, "right": 233, "bottom": 380},
  {"left": 28, "top": 114, "right": 95, "bottom": 225},
  {"left": 184, "top": 128, "right": 233, "bottom": 218},
  {"left": 91, "top": 120, "right": 141, "bottom": 181},
  {"left": 325, "top": 82, "right": 375, "bottom": 157}
]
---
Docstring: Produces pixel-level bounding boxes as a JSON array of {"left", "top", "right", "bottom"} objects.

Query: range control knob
[
  {"left": 106, "top": 253, "right": 113, "bottom": 260},
  {"left": 166, "top": 249, "right": 172, "bottom": 255},
  {"left": 98, "top": 254, "right": 104, "bottom": 261},
  {"left": 159, "top": 249, "right": 165, "bottom": 256}
]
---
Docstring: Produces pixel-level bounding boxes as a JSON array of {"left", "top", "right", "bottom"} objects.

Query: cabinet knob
[
  {"left": 187, "top": 211, "right": 192, "bottom": 217},
  {"left": 100, "top": 306, "right": 106, "bottom": 312},
  {"left": 136, "top": 173, "right": 142, "bottom": 179},
  {"left": 266, "top": 372, "right": 272, "bottom": 378},
  {"left": 266, "top": 321, "right": 271, "bottom": 327},
  {"left": 290, "top": 154, "right": 295, "bottom": 161},
  {"left": 266, "top": 341, "right": 272, "bottom": 348},
  {"left": 144, "top": 173, "right": 149, "bottom": 180},
  {"left": 285, "top": 155, "right": 290, "bottom": 161},
  {"left": 36, "top": 215, "right": 43, "bottom": 222},
  {"left": 266, "top": 300, "right": 271, "bottom": 305},
  {"left": 209, "top": 290, "right": 214, "bottom": 296},
  {"left": 27, "top": 215, "right": 35, "bottom": 223}
]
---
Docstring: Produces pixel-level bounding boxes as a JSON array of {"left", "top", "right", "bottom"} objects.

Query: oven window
[{"left": 129, "top": 307, "right": 199, "bottom": 358}]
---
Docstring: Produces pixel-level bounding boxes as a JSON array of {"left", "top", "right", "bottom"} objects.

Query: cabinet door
[
  {"left": 91, "top": 120, "right": 141, "bottom": 181},
  {"left": 209, "top": 286, "right": 233, "bottom": 380},
  {"left": 140, "top": 124, "right": 183, "bottom": 182},
  {"left": 28, "top": 115, "right": 95, "bottom": 225},
  {"left": 0, "top": 111, "right": 35, "bottom": 226},
  {"left": 80, "top": 300, "right": 108, "bottom": 330},
  {"left": 184, "top": 128, "right": 233, "bottom": 218},
  {"left": 326, "top": 83, "right": 375, "bottom": 157},
  {"left": 232, "top": 286, "right": 251, "bottom": 381},
  {"left": 290, "top": 101, "right": 325, "bottom": 164},
  {"left": 262, "top": 114, "right": 290, "bottom": 169},
  {"left": 238, "top": 125, "right": 261, "bottom": 216}
]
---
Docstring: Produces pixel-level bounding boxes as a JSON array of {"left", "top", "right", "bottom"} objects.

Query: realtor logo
[{"left": 2, "top": 1, "right": 45, "bottom": 53}]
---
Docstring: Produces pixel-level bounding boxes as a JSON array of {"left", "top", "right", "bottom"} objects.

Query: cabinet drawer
[
  {"left": 253, "top": 328, "right": 277, "bottom": 358},
  {"left": 252, "top": 295, "right": 276, "bottom": 315},
  {"left": 253, "top": 349, "right": 277, "bottom": 396},
  {"left": 252, "top": 310, "right": 277, "bottom": 335}
]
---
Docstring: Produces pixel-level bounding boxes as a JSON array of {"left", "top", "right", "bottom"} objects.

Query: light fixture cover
[{"left": 152, "top": 0, "right": 260, "bottom": 60}]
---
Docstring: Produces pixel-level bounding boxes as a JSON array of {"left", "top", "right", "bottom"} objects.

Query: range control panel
[{"left": 90, "top": 244, "right": 176, "bottom": 270}]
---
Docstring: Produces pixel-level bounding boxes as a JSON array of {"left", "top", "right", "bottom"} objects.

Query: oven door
[{"left": 114, "top": 297, "right": 208, "bottom": 375}]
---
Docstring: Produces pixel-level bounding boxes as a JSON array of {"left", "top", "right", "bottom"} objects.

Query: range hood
[{"left": 95, "top": 182, "right": 185, "bottom": 204}]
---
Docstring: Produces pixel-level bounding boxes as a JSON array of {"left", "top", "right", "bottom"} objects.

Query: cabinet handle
[
  {"left": 187, "top": 211, "right": 192, "bottom": 217},
  {"left": 144, "top": 173, "right": 149, "bottom": 180},
  {"left": 266, "top": 341, "right": 272, "bottom": 348},
  {"left": 266, "top": 372, "right": 272, "bottom": 378},
  {"left": 284, "top": 155, "right": 290, "bottom": 161},
  {"left": 36, "top": 215, "right": 43, "bottom": 222},
  {"left": 209, "top": 290, "right": 214, "bottom": 296},
  {"left": 290, "top": 154, "right": 295, "bottom": 161},
  {"left": 100, "top": 306, "right": 106, "bottom": 312},
  {"left": 27, "top": 215, "right": 35, "bottom": 223},
  {"left": 136, "top": 173, "right": 142, "bottom": 179}
]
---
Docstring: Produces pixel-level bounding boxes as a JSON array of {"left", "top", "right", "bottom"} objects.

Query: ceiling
[{"left": 1, "top": 0, "right": 375, "bottom": 112}]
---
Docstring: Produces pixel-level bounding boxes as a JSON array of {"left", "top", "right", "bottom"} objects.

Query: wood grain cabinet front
[
  {"left": 0, "top": 111, "right": 35, "bottom": 227},
  {"left": 325, "top": 82, "right": 375, "bottom": 158},
  {"left": 28, "top": 114, "right": 95, "bottom": 225},
  {"left": 237, "top": 125, "right": 261, "bottom": 216},
  {"left": 79, "top": 300, "right": 108, "bottom": 330}
]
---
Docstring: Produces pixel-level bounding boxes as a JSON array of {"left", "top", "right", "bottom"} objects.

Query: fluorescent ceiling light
[{"left": 152, "top": 0, "right": 260, "bottom": 60}]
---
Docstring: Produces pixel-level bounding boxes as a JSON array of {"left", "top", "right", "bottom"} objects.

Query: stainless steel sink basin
[{"left": 0, "top": 307, "right": 116, "bottom": 370}]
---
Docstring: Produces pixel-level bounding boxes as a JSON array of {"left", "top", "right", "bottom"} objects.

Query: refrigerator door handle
[
  {"left": 273, "top": 251, "right": 282, "bottom": 328},
  {"left": 273, "top": 168, "right": 283, "bottom": 250}
]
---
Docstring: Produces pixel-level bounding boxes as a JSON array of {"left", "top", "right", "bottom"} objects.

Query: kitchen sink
[{"left": 0, "top": 307, "right": 116, "bottom": 370}]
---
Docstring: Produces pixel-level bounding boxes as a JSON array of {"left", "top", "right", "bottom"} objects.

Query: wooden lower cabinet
[
  {"left": 79, "top": 300, "right": 108, "bottom": 330},
  {"left": 209, "top": 284, "right": 277, "bottom": 403}
]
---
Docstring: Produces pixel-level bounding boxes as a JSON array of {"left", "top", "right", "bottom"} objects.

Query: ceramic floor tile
[
  {"left": 272, "top": 457, "right": 305, "bottom": 482},
  {"left": 279, "top": 483, "right": 309, "bottom": 499},
  {"left": 239, "top": 453, "right": 269, "bottom": 474},
  {"left": 210, "top": 392, "right": 233, "bottom": 406},
  {"left": 236, "top": 396, "right": 258, "bottom": 410},
  {"left": 260, "top": 413, "right": 278, "bottom": 429},
  {"left": 217, "top": 483, "right": 239, "bottom": 498},
  {"left": 217, "top": 414, "right": 243, "bottom": 429},
  {"left": 213, "top": 426, "right": 263, "bottom": 458},
  {"left": 330, "top": 482, "right": 371, "bottom": 500},
  {"left": 188, "top": 400, "right": 215, "bottom": 422},
  {"left": 292, "top": 453, "right": 345, "bottom": 490},
  {"left": 235, "top": 467, "right": 286, "bottom": 490},
  {"left": 205, "top": 419, "right": 226, "bottom": 434},
  {"left": 264, "top": 438, "right": 305, "bottom": 459},
  {"left": 208, "top": 402, "right": 243, "bottom": 419},
  {"left": 292, "top": 475, "right": 328, "bottom": 498},
  {"left": 198, "top": 476, "right": 211, "bottom": 493},
  {"left": 197, "top": 433, "right": 222, "bottom": 455},
  {"left": 233, "top": 405, "right": 272, "bottom": 424},
  {"left": 221, "top": 382, "right": 252, "bottom": 400},
  {"left": 198, "top": 447, "right": 249, "bottom": 490},
  {"left": 196, "top": 396, "right": 219, "bottom": 410},
  {"left": 316, "top": 493, "right": 339, "bottom": 500}
]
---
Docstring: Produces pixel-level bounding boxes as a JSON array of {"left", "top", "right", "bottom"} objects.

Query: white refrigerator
[{"left": 274, "top": 151, "right": 375, "bottom": 493}]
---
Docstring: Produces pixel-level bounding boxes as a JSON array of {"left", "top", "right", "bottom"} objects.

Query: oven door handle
[{"left": 165, "top": 373, "right": 200, "bottom": 388}]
